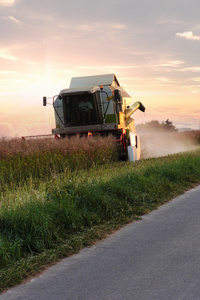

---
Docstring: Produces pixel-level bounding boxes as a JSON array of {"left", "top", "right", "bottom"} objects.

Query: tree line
[{"left": 137, "top": 119, "right": 177, "bottom": 132}]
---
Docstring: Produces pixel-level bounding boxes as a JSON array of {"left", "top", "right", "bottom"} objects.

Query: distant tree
[
  {"left": 137, "top": 119, "right": 177, "bottom": 132},
  {"left": 162, "top": 119, "right": 177, "bottom": 132}
]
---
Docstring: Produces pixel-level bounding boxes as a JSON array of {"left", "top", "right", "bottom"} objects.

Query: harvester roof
[
  {"left": 69, "top": 74, "right": 120, "bottom": 89},
  {"left": 59, "top": 86, "right": 100, "bottom": 96}
]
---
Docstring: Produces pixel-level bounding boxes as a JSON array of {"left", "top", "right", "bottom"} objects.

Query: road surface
[{"left": 1, "top": 185, "right": 200, "bottom": 300}]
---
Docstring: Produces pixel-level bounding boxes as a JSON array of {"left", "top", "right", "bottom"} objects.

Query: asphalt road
[{"left": 1, "top": 185, "right": 200, "bottom": 300}]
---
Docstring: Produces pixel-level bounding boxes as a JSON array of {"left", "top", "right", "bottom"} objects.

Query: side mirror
[{"left": 43, "top": 96, "right": 47, "bottom": 106}]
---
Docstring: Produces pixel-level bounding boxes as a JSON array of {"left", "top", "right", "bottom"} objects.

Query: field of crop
[
  {"left": 0, "top": 135, "right": 118, "bottom": 192},
  {"left": 0, "top": 131, "right": 200, "bottom": 292}
]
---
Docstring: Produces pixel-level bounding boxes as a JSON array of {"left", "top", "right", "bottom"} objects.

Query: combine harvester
[{"left": 43, "top": 74, "right": 145, "bottom": 161}]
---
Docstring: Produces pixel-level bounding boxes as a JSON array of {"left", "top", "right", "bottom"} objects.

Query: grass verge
[{"left": 0, "top": 149, "right": 200, "bottom": 292}]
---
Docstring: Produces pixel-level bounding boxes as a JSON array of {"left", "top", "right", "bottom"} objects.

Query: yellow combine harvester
[{"left": 43, "top": 74, "right": 145, "bottom": 161}]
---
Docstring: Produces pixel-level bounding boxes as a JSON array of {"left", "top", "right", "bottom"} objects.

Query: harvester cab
[{"left": 43, "top": 74, "right": 145, "bottom": 161}]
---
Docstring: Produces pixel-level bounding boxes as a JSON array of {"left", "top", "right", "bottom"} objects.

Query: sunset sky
[{"left": 0, "top": 0, "right": 200, "bottom": 137}]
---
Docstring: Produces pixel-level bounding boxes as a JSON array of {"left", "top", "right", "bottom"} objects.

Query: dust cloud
[
  {"left": 0, "top": 123, "right": 13, "bottom": 138},
  {"left": 138, "top": 130, "right": 199, "bottom": 159}
]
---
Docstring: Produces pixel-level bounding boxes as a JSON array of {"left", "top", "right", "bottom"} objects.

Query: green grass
[{"left": 0, "top": 148, "right": 200, "bottom": 292}]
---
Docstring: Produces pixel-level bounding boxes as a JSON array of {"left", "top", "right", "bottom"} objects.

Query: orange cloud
[
  {"left": 0, "top": 48, "right": 17, "bottom": 61},
  {"left": 0, "top": 0, "right": 16, "bottom": 6}
]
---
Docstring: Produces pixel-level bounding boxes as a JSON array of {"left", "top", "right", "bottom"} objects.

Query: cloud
[
  {"left": 176, "top": 31, "right": 200, "bottom": 40},
  {"left": 74, "top": 21, "right": 127, "bottom": 37},
  {"left": 78, "top": 65, "right": 138, "bottom": 70},
  {"left": 0, "top": 48, "right": 17, "bottom": 60},
  {"left": 0, "top": 0, "right": 16, "bottom": 6},
  {"left": 156, "top": 60, "right": 185, "bottom": 68},
  {"left": 7, "top": 16, "right": 20, "bottom": 23},
  {"left": 181, "top": 67, "right": 200, "bottom": 72},
  {"left": 191, "top": 77, "right": 200, "bottom": 82}
]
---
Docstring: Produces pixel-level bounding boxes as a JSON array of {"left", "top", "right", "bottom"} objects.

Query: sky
[{"left": 0, "top": 0, "right": 200, "bottom": 137}]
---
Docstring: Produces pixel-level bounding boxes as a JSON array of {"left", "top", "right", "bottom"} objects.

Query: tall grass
[
  {"left": 0, "top": 135, "right": 118, "bottom": 192},
  {"left": 1, "top": 130, "right": 199, "bottom": 192}
]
